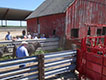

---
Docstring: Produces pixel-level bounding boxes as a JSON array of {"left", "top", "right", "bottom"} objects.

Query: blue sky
[
  {"left": 0, "top": 0, "right": 45, "bottom": 10},
  {"left": 0, "top": 0, "right": 45, "bottom": 26}
]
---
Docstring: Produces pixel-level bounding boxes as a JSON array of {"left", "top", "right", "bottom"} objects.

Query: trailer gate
[{"left": 77, "top": 36, "right": 106, "bottom": 80}]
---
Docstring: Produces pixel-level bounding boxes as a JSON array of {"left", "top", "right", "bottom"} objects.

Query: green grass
[{"left": 0, "top": 55, "right": 13, "bottom": 60}]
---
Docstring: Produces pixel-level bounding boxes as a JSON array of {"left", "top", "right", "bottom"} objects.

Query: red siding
[
  {"left": 66, "top": 0, "right": 106, "bottom": 39},
  {"left": 27, "top": 13, "right": 65, "bottom": 38},
  {"left": 27, "top": 18, "right": 38, "bottom": 33}
]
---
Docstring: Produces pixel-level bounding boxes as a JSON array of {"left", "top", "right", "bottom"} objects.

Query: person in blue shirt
[
  {"left": 16, "top": 41, "right": 29, "bottom": 68},
  {"left": 16, "top": 41, "right": 29, "bottom": 58},
  {"left": 40, "top": 34, "right": 46, "bottom": 39},
  {"left": 5, "top": 31, "right": 12, "bottom": 40}
]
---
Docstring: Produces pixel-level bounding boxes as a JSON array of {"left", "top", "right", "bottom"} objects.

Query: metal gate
[{"left": 77, "top": 36, "right": 106, "bottom": 80}]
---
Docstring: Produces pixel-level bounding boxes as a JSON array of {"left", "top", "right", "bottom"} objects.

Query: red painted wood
[
  {"left": 87, "top": 61, "right": 102, "bottom": 74},
  {"left": 27, "top": 14, "right": 65, "bottom": 37},
  {"left": 27, "top": 18, "right": 38, "bottom": 33},
  {"left": 77, "top": 36, "right": 106, "bottom": 80},
  {"left": 39, "top": 14, "right": 65, "bottom": 37},
  {"left": 104, "top": 57, "right": 106, "bottom": 66},
  {"left": 66, "top": 0, "right": 106, "bottom": 39},
  {"left": 102, "top": 76, "right": 106, "bottom": 80},
  {"left": 86, "top": 69, "right": 101, "bottom": 80},
  {"left": 87, "top": 52, "right": 102, "bottom": 65},
  {"left": 103, "top": 66, "right": 106, "bottom": 76}
]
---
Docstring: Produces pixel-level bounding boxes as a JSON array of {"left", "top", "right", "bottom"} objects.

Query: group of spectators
[
  {"left": 4, "top": 30, "right": 57, "bottom": 68},
  {"left": 5, "top": 30, "right": 46, "bottom": 40}
]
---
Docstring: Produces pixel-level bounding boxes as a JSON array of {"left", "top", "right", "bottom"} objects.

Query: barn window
[
  {"left": 97, "top": 29, "right": 102, "bottom": 36},
  {"left": 87, "top": 27, "right": 91, "bottom": 35},
  {"left": 71, "top": 29, "right": 79, "bottom": 38},
  {"left": 102, "top": 27, "right": 106, "bottom": 35},
  {"left": 53, "top": 29, "right": 56, "bottom": 35},
  {"left": 37, "top": 18, "right": 39, "bottom": 24}
]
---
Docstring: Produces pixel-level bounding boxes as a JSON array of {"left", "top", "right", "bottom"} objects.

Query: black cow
[
  {"left": 0, "top": 46, "right": 9, "bottom": 58},
  {"left": 12, "top": 42, "right": 41, "bottom": 58}
]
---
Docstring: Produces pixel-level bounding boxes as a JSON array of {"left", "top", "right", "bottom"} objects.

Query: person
[
  {"left": 5, "top": 31, "right": 12, "bottom": 40},
  {"left": 34, "top": 35, "right": 38, "bottom": 39},
  {"left": 16, "top": 41, "right": 29, "bottom": 68},
  {"left": 32, "top": 31, "right": 38, "bottom": 38},
  {"left": 16, "top": 41, "right": 29, "bottom": 58},
  {"left": 40, "top": 34, "right": 46, "bottom": 39},
  {"left": 27, "top": 32, "right": 31, "bottom": 39},
  {"left": 22, "top": 30, "right": 26, "bottom": 38}
]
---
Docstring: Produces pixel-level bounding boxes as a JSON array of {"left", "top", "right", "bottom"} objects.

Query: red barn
[
  {"left": 66, "top": 0, "right": 106, "bottom": 39},
  {"left": 26, "top": 0, "right": 106, "bottom": 39},
  {"left": 26, "top": 0, "right": 74, "bottom": 38}
]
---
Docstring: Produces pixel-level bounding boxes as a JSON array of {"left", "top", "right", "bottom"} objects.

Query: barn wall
[
  {"left": 39, "top": 13, "right": 65, "bottom": 37},
  {"left": 66, "top": 0, "right": 106, "bottom": 39},
  {"left": 27, "top": 18, "right": 38, "bottom": 33},
  {"left": 27, "top": 13, "right": 65, "bottom": 38}
]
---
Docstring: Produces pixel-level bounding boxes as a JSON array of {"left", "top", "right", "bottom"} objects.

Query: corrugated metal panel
[
  {"left": 66, "top": 0, "right": 106, "bottom": 39},
  {"left": 44, "top": 50, "right": 77, "bottom": 79},
  {"left": 0, "top": 56, "right": 38, "bottom": 80}
]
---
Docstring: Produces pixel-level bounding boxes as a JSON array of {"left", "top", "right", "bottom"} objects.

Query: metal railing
[
  {"left": 44, "top": 50, "right": 76, "bottom": 79},
  {"left": 0, "top": 56, "right": 38, "bottom": 80},
  {"left": 0, "top": 50, "right": 77, "bottom": 80},
  {"left": 0, "top": 38, "right": 59, "bottom": 56}
]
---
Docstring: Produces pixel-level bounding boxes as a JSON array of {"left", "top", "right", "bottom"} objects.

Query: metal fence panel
[
  {"left": 0, "top": 56, "right": 38, "bottom": 80},
  {"left": 44, "top": 50, "right": 77, "bottom": 79},
  {"left": 0, "top": 50, "right": 77, "bottom": 80}
]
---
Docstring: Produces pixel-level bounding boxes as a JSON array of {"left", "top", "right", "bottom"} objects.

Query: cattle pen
[
  {"left": 0, "top": 50, "right": 77, "bottom": 80},
  {"left": 0, "top": 38, "right": 60, "bottom": 57}
]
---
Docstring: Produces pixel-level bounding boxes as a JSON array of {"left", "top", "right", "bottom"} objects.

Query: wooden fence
[
  {"left": 0, "top": 38, "right": 59, "bottom": 56},
  {"left": 0, "top": 50, "right": 77, "bottom": 80}
]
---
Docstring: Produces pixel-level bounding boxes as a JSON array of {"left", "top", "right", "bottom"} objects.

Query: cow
[
  {"left": 0, "top": 46, "right": 9, "bottom": 58},
  {"left": 26, "top": 42, "right": 41, "bottom": 56},
  {"left": 12, "top": 42, "right": 41, "bottom": 58}
]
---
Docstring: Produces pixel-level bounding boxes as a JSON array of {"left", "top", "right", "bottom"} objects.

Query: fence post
[{"left": 38, "top": 54, "right": 45, "bottom": 80}]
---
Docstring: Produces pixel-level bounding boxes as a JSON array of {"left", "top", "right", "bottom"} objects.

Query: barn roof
[
  {"left": 26, "top": 0, "right": 75, "bottom": 20},
  {"left": 0, "top": 7, "right": 32, "bottom": 20}
]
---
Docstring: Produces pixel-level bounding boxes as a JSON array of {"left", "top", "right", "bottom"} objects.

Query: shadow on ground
[{"left": 46, "top": 72, "right": 78, "bottom": 80}]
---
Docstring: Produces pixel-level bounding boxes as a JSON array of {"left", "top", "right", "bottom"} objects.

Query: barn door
[{"left": 37, "top": 18, "right": 40, "bottom": 34}]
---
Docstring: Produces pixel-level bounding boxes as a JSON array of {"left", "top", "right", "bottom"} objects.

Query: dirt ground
[
  {"left": 0, "top": 31, "right": 22, "bottom": 40},
  {"left": 0, "top": 27, "right": 26, "bottom": 41},
  {"left": 46, "top": 72, "right": 78, "bottom": 80}
]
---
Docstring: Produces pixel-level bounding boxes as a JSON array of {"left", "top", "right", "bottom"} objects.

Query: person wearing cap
[{"left": 16, "top": 41, "right": 29, "bottom": 58}]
